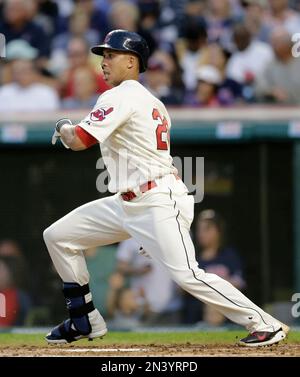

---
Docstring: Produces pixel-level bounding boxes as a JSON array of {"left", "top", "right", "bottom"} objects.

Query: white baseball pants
[{"left": 43, "top": 174, "right": 281, "bottom": 333}]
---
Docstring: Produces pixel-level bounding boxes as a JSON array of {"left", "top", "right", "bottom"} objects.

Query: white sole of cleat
[
  {"left": 238, "top": 330, "right": 286, "bottom": 347},
  {"left": 46, "top": 327, "right": 108, "bottom": 345}
]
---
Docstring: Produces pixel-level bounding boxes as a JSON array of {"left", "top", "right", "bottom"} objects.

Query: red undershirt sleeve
[{"left": 75, "top": 125, "right": 98, "bottom": 148}]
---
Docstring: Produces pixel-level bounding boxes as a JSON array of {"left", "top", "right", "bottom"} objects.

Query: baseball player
[{"left": 44, "top": 29, "right": 289, "bottom": 347}]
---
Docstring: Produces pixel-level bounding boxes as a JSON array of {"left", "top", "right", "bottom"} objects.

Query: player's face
[{"left": 101, "top": 49, "right": 134, "bottom": 87}]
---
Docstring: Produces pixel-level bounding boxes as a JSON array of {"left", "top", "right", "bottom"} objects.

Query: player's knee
[
  {"left": 43, "top": 227, "right": 52, "bottom": 244},
  {"left": 43, "top": 225, "right": 59, "bottom": 245}
]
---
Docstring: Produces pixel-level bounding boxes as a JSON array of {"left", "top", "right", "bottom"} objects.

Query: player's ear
[
  {"left": 127, "top": 55, "right": 134, "bottom": 69},
  {"left": 127, "top": 55, "right": 138, "bottom": 70}
]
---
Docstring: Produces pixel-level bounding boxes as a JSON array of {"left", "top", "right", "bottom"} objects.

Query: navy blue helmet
[{"left": 91, "top": 29, "right": 150, "bottom": 73}]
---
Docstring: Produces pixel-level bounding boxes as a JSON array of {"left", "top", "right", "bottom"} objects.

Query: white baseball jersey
[{"left": 79, "top": 80, "right": 177, "bottom": 193}]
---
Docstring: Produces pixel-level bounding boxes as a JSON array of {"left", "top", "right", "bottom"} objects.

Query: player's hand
[{"left": 52, "top": 118, "right": 72, "bottom": 148}]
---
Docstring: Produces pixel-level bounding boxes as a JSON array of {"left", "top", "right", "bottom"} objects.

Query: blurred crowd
[{"left": 1, "top": 0, "right": 300, "bottom": 112}]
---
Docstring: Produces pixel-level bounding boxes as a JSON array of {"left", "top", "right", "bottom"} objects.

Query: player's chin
[
  {"left": 104, "top": 76, "right": 114, "bottom": 86},
  {"left": 108, "top": 79, "right": 118, "bottom": 87},
  {"left": 102, "top": 72, "right": 110, "bottom": 81}
]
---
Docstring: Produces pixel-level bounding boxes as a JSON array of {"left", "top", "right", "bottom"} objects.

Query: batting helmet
[{"left": 91, "top": 29, "right": 150, "bottom": 73}]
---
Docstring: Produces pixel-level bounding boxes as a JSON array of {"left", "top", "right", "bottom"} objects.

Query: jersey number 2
[{"left": 152, "top": 108, "right": 169, "bottom": 150}]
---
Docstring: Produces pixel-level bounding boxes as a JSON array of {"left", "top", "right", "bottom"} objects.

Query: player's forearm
[{"left": 60, "top": 124, "right": 87, "bottom": 151}]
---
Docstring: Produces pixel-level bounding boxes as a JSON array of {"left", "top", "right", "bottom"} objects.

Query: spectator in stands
[
  {"left": 137, "top": 0, "right": 160, "bottom": 39},
  {"left": 198, "top": 43, "right": 244, "bottom": 105},
  {"left": 184, "top": 64, "right": 242, "bottom": 107},
  {"left": 185, "top": 65, "right": 222, "bottom": 107},
  {"left": 1, "top": 38, "right": 59, "bottom": 90},
  {"left": 0, "top": 239, "right": 22, "bottom": 257},
  {"left": 62, "top": 66, "right": 98, "bottom": 109},
  {"left": 137, "top": 0, "right": 178, "bottom": 50},
  {"left": 205, "top": 0, "right": 240, "bottom": 51},
  {"left": 154, "top": 48, "right": 184, "bottom": 97},
  {"left": 240, "top": 0, "right": 272, "bottom": 42},
  {"left": 36, "top": 0, "right": 60, "bottom": 35},
  {"left": 143, "top": 51, "right": 184, "bottom": 105},
  {"left": 255, "top": 27, "right": 300, "bottom": 103},
  {"left": 109, "top": 0, "right": 140, "bottom": 32},
  {"left": 26, "top": 0, "right": 59, "bottom": 39},
  {"left": 226, "top": 23, "right": 273, "bottom": 102},
  {"left": 50, "top": 9, "right": 100, "bottom": 75},
  {"left": 184, "top": 0, "right": 207, "bottom": 19},
  {"left": 0, "top": 257, "right": 32, "bottom": 327},
  {"left": 0, "top": 239, "right": 32, "bottom": 327},
  {"left": 108, "top": 0, "right": 157, "bottom": 54},
  {"left": 179, "top": 0, "right": 207, "bottom": 40},
  {"left": 59, "top": 36, "right": 109, "bottom": 99},
  {"left": 263, "top": 0, "right": 300, "bottom": 40},
  {"left": 0, "top": 239, "right": 28, "bottom": 290},
  {"left": 107, "top": 239, "right": 182, "bottom": 326},
  {"left": 0, "top": 0, "right": 51, "bottom": 59},
  {"left": 0, "top": 50, "right": 59, "bottom": 112},
  {"left": 106, "top": 271, "right": 147, "bottom": 328},
  {"left": 52, "top": 8, "right": 99, "bottom": 52},
  {"left": 52, "top": 0, "right": 73, "bottom": 19},
  {"left": 182, "top": 210, "right": 245, "bottom": 325},
  {"left": 199, "top": 42, "right": 228, "bottom": 74},
  {"left": 73, "top": 0, "right": 109, "bottom": 36},
  {"left": 137, "top": 0, "right": 165, "bottom": 47},
  {"left": 176, "top": 17, "right": 209, "bottom": 94}
]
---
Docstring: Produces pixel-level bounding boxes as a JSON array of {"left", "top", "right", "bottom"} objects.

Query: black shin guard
[{"left": 62, "top": 282, "right": 95, "bottom": 335}]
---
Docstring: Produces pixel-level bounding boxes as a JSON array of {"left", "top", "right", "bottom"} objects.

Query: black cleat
[{"left": 239, "top": 327, "right": 286, "bottom": 347}]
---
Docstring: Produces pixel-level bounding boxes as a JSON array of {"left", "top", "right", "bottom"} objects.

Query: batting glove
[{"left": 52, "top": 118, "right": 72, "bottom": 148}]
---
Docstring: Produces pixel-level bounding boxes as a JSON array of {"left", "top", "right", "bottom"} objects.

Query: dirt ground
[{"left": 1, "top": 343, "right": 299, "bottom": 357}]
